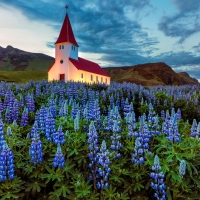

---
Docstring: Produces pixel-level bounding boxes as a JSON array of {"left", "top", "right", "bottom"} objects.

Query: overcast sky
[{"left": 0, "top": 0, "right": 200, "bottom": 80}]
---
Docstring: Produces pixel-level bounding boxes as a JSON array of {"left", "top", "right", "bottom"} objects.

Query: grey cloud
[
  {"left": 192, "top": 43, "right": 200, "bottom": 52},
  {"left": 158, "top": 1, "right": 200, "bottom": 43}
]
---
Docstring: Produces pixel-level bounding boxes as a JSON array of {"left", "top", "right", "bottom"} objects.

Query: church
[{"left": 48, "top": 10, "right": 110, "bottom": 85}]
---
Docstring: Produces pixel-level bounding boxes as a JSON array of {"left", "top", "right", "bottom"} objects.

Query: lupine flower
[
  {"left": 6, "top": 126, "right": 12, "bottom": 136},
  {"left": 52, "top": 144, "right": 65, "bottom": 168},
  {"left": 74, "top": 113, "right": 80, "bottom": 132},
  {"left": 71, "top": 101, "right": 79, "bottom": 119},
  {"left": 123, "top": 98, "right": 129, "bottom": 117},
  {"left": 0, "top": 99, "right": 3, "bottom": 113},
  {"left": 150, "top": 155, "right": 167, "bottom": 200},
  {"left": 179, "top": 160, "right": 186, "bottom": 178},
  {"left": 132, "top": 115, "right": 151, "bottom": 153},
  {"left": 52, "top": 124, "right": 65, "bottom": 145},
  {"left": 5, "top": 106, "right": 12, "bottom": 123},
  {"left": 176, "top": 108, "right": 181, "bottom": 120},
  {"left": 30, "top": 121, "right": 39, "bottom": 138},
  {"left": 88, "top": 122, "right": 99, "bottom": 183},
  {"left": 190, "top": 119, "right": 198, "bottom": 137},
  {"left": 12, "top": 99, "right": 19, "bottom": 121},
  {"left": 166, "top": 114, "right": 180, "bottom": 143},
  {"left": 110, "top": 121, "right": 122, "bottom": 159},
  {"left": 96, "top": 140, "right": 111, "bottom": 189},
  {"left": 29, "top": 129, "right": 43, "bottom": 166},
  {"left": 12, "top": 120, "right": 17, "bottom": 126},
  {"left": 0, "top": 142, "right": 15, "bottom": 181},
  {"left": 131, "top": 138, "right": 145, "bottom": 165},
  {"left": 20, "top": 107, "right": 29, "bottom": 127},
  {"left": 0, "top": 120, "right": 5, "bottom": 151}
]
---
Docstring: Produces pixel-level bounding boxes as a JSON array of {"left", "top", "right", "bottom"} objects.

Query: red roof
[
  {"left": 70, "top": 57, "right": 110, "bottom": 77},
  {"left": 55, "top": 14, "right": 79, "bottom": 46}
]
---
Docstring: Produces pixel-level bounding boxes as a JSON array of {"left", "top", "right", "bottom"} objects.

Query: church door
[{"left": 60, "top": 74, "right": 65, "bottom": 81}]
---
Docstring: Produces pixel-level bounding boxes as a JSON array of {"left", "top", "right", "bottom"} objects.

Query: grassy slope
[{"left": 0, "top": 71, "right": 47, "bottom": 83}]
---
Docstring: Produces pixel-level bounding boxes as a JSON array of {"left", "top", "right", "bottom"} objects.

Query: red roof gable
[
  {"left": 69, "top": 57, "right": 110, "bottom": 77},
  {"left": 55, "top": 14, "right": 79, "bottom": 46}
]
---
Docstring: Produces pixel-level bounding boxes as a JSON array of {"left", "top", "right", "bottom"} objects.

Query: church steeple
[{"left": 55, "top": 12, "right": 79, "bottom": 46}]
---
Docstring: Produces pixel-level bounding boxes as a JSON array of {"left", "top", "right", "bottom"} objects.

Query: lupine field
[{"left": 1, "top": 80, "right": 200, "bottom": 200}]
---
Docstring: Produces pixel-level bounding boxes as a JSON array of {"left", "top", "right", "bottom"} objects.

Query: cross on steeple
[{"left": 65, "top": 4, "right": 69, "bottom": 11}]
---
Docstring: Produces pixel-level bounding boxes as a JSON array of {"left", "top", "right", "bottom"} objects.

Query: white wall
[{"left": 48, "top": 43, "right": 110, "bottom": 84}]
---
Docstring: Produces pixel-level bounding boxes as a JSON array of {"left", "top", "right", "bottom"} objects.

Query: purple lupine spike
[
  {"left": 52, "top": 144, "right": 65, "bottom": 168},
  {"left": 110, "top": 120, "right": 122, "bottom": 159},
  {"left": 190, "top": 119, "right": 198, "bottom": 137},
  {"left": 0, "top": 121, "right": 5, "bottom": 151},
  {"left": 150, "top": 155, "right": 167, "bottom": 200},
  {"left": 29, "top": 129, "right": 43, "bottom": 166},
  {"left": 53, "top": 124, "right": 65, "bottom": 145},
  {"left": 166, "top": 114, "right": 180, "bottom": 143},
  {"left": 0, "top": 142, "right": 15, "bottom": 181},
  {"left": 131, "top": 137, "right": 145, "bottom": 165},
  {"left": 20, "top": 107, "right": 29, "bottom": 127},
  {"left": 88, "top": 121, "right": 99, "bottom": 184},
  {"left": 96, "top": 140, "right": 111, "bottom": 189}
]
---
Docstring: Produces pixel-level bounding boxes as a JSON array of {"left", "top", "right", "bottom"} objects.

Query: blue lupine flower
[
  {"left": 6, "top": 126, "right": 12, "bottom": 136},
  {"left": 190, "top": 119, "right": 198, "bottom": 138},
  {"left": 131, "top": 138, "right": 145, "bottom": 165},
  {"left": 52, "top": 144, "right": 65, "bottom": 168},
  {"left": 0, "top": 121, "right": 5, "bottom": 151},
  {"left": 74, "top": 113, "right": 80, "bottom": 132},
  {"left": 96, "top": 140, "right": 111, "bottom": 189},
  {"left": 5, "top": 106, "right": 12, "bottom": 123},
  {"left": 20, "top": 107, "right": 29, "bottom": 127},
  {"left": 29, "top": 129, "right": 43, "bottom": 166},
  {"left": 0, "top": 142, "right": 15, "bottom": 181},
  {"left": 88, "top": 122, "right": 99, "bottom": 183},
  {"left": 52, "top": 124, "right": 65, "bottom": 145},
  {"left": 30, "top": 121, "right": 39, "bottom": 138},
  {"left": 179, "top": 160, "right": 186, "bottom": 178},
  {"left": 110, "top": 121, "right": 122, "bottom": 159},
  {"left": 166, "top": 114, "right": 180, "bottom": 143},
  {"left": 0, "top": 99, "right": 3, "bottom": 113},
  {"left": 150, "top": 155, "right": 167, "bottom": 200}
]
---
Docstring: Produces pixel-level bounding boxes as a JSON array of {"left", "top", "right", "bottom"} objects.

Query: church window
[
  {"left": 96, "top": 76, "right": 98, "bottom": 82},
  {"left": 81, "top": 73, "right": 83, "bottom": 78},
  {"left": 60, "top": 60, "right": 64, "bottom": 64},
  {"left": 105, "top": 78, "right": 107, "bottom": 83},
  {"left": 101, "top": 77, "right": 103, "bottom": 82},
  {"left": 62, "top": 45, "right": 64, "bottom": 49},
  {"left": 91, "top": 75, "right": 93, "bottom": 81},
  {"left": 59, "top": 45, "right": 61, "bottom": 50}
]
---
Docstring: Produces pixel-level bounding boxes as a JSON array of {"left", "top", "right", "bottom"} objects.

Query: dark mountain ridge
[{"left": 0, "top": 45, "right": 198, "bottom": 85}]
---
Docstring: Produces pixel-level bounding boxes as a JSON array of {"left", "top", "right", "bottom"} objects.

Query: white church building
[{"left": 48, "top": 12, "right": 110, "bottom": 85}]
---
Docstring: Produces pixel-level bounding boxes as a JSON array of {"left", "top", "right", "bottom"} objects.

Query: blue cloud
[
  {"left": 158, "top": 0, "right": 200, "bottom": 43},
  {"left": 192, "top": 43, "right": 200, "bottom": 53}
]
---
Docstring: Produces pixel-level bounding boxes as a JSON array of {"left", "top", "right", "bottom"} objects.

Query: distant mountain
[
  {"left": 103, "top": 62, "right": 199, "bottom": 85},
  {"left": 0, "top": 45, "right": 54, "bottom": 71},
  {"left": 0, "top": 46, "right": 198, "bottom": 85}
]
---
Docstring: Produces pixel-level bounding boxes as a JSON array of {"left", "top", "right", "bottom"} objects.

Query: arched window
[
  {"left": 91, "top": 75, "right": 93, "bottom": 81},
  {"left": 62, "top": 45, "right": 64, "bottom": 49}
]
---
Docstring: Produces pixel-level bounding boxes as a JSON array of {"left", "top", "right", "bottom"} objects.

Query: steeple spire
[{"left": 55, "top": 6, "right": 79, "bottom": 46}]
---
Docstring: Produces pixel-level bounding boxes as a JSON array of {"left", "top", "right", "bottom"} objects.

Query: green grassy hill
[{"left": 0, "top": 71, "right": 47, "bottom": 83}]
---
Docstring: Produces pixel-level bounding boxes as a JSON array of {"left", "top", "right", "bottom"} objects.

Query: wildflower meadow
[{"left": 0, "top": 80, "right": 200, "bottom": 200}]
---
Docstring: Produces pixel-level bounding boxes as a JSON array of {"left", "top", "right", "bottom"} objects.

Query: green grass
[
  {"left": 26, "top": 58, "right": 54, "bottom": 71},
  {"left": 0, "top": 71, "right": 47, "bottom": 83}
]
